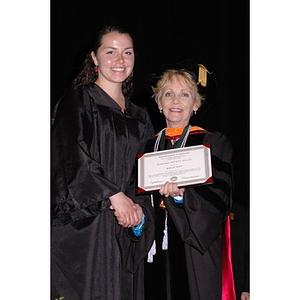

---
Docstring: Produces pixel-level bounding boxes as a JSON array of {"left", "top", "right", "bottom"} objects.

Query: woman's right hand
[
  {"left": 109, "top": 192, "right": 143, "bottom": 228},
  {"left": 159, "top": 182, "right": 185, "bottom": 198}
]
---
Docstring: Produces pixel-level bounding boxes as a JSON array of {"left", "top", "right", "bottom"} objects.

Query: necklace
[{"left": 154, "top": 124, "right": 191, "bottom": 151}]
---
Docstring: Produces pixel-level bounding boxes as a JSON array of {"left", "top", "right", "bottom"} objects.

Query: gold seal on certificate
[{"left": 137, "top": 144, "right": 213, "bottom": 193}]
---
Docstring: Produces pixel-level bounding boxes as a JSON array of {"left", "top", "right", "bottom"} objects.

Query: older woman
[{"left": 144, "top": 68, "right": 235, "bottom": 300}]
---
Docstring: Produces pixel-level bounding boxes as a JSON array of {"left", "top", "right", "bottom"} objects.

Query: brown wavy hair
[{"left": 73, "top": 25, "right": 134, "bottom": 98}]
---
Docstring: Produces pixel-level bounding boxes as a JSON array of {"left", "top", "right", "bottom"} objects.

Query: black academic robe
[
  {"left": 144, "top": 130, "right": 233, "bottom": 300},
  {"left": 51, "top": 83, "right": 155, "bottom": 300},
  {"left": 230, "top": 202, "right": 249, "bottom": 297}
]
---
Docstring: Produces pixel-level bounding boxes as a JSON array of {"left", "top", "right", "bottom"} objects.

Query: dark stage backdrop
[{"left": 51, "top": 0, "right": 249, "bottom": 204}]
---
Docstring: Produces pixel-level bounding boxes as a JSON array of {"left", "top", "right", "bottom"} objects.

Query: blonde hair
[{"left": 152, "top": 69, "right": 204, "bottom": 108}]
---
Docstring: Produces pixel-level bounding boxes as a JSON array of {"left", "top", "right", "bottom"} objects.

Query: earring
[
  {"left": 94, "top": 66, "right": 99, "bottom": 73},
  {"left": 194, "top": 110, "right": 197, "bottom": 115},
  {"left": 159, "top": 109, "right": 163, "bottom": 114}
]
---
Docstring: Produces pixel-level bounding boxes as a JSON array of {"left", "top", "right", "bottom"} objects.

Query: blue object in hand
[
  {"left": 173, "top": 196, "right": 184, "bottom": 203},
  {"left": 132, "top": 214, "right": 146, "bottom": 237}
]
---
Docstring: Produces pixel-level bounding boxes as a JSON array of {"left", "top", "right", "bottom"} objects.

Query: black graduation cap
[{"left": 148, "top": 59, "right": 220, "bottom": 113}]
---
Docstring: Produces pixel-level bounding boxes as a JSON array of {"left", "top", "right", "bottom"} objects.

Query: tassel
[
  {"left": 197, "top": 64, "right": 208, "bottom": 87},
  {"left": 147, "top": 240, "right": 156, "bottom": 263},
  {"left": 147, "top": 194, "right": 156, "bottom": 263},
  {"left": 162, "top": 211, "right": 168, "bottom": 250}
]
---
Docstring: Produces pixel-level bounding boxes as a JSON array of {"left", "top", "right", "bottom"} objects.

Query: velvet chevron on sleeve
[{"left": 168, "top": 131, "right": 233, "bottom": 253}]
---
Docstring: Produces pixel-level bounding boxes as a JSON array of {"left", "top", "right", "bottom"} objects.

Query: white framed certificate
[{"left": 137, "top": 144, "right": 212, "bottom": 194}]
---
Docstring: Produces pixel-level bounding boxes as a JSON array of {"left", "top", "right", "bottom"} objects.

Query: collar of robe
[{"left": 155, "top": 125, "right": 206, "bottom": 151}]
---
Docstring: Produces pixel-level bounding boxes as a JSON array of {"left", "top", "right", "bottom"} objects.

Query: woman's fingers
[{"left": 159, "top": 182, "right": 184, "bottom": 198}]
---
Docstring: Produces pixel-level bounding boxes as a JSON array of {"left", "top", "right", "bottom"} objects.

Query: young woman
[{"left": 51, "top": 25, "right": 155, "bottom": 300}]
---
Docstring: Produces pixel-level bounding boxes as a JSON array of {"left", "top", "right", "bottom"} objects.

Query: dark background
[{"left": 51, "top": 0, "right": 249, "bottom": 205}]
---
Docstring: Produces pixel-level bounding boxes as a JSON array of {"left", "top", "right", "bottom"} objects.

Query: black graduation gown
[
  {"left": 230, "top": 202, "right": 249, "bottom": 297},
  {"left": 144, "top": 130, "right": 233, "bottom": 300},
  {"left": 51, "top": 83, "right": 155, "bottom": 300}
]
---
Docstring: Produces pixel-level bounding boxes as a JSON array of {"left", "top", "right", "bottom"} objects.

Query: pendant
[{"left": 159, "top": 198, "right": 166, "bottom": 210}]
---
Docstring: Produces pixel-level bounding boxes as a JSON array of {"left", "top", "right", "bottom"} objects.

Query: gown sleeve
[
  {"left": 116, "top": 184, "right": 155, "bottom": 273},
  {"left": 164, "top": 132, "right": 233, "bottom": 254},
  {"left": 138, "top": 107, "right": 155, "bottom": 151},
  {"left": 116, "top": 111, "right": 155, "bottom": 273},
  {"left": 51, "top": 87, "right": 121, "bottom": 224}
]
